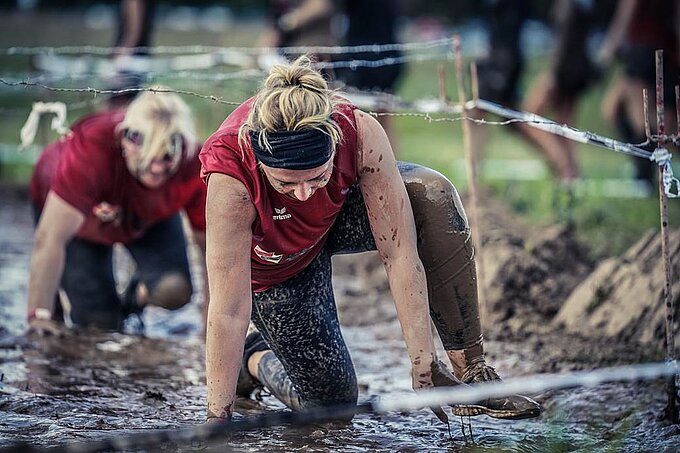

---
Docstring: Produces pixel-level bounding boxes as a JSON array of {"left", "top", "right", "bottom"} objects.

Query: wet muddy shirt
[
  {"left": 199, "top": 98, "right": 358, "bottom": 292},
  {"left": 30, "top": 110, "right": 206, "bottom": 245}
]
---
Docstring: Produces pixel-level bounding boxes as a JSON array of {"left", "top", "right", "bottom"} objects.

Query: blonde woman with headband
[
  {"left": 200, "top": 56, "right": 541, "bottom": 422},
  {"left": 27, "top": 90, "right": 207, "bottom": 335}
]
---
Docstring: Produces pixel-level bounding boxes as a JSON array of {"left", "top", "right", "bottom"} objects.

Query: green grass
[{"left": 1, "top": 11, "right": 679, "bottom": 257}]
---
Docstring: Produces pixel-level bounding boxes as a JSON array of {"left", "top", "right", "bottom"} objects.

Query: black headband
[{"left": 249, "top": 129, "right": 333, "bottom": 170}]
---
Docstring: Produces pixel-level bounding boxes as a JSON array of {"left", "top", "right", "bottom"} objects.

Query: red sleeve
[
  {"left": 51, "top": 132, "right": 112, "bottom": 215},
  {"left": 199, "top": 134, "right": 258, "bottom": 195},
  {"left": 182, "top": 154, "right": 207, "bottom": 231}
]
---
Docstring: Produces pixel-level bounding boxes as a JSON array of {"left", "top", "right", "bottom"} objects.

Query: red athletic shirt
[
  {"left": 200, "top": 98, "right": 359, "bottom": 292},
  {"left": 30, "top": 110, "right": 207, "bottom": 245}
]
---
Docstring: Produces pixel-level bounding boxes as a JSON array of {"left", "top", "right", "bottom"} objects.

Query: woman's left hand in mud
[{"left": 27, "top": 318, "right": 64, "bottom": 337}]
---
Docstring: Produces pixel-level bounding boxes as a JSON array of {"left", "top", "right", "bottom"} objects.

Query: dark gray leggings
[
  {"left": 48, "top": 214, "right": 192, "bottom": 330},
  {"left": 251, "top": 162, "right": 481, "bottom": 410}
]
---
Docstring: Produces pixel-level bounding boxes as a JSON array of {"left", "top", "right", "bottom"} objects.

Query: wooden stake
[
  {"left": 438, "top": 64, "right": 448, "bottom": 102},
  {"left": 643, "top": 89, "right": 651, "bottom": 142},
  {"left": 470, "top": 62, "right": 479, "bottom": 104},
  {"left": 654, "top": 49, "right": 678, "bottom": 424},
  {"left": 675, "top": 85, "right": 680, "bottom": 140},
  {"left": 452, "top": 35, "right": 487, "bottom": 323}
]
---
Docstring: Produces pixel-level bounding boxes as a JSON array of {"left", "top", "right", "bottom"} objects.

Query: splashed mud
[{"left": 1, "top": 186, "right": 679, "bottom": 452}]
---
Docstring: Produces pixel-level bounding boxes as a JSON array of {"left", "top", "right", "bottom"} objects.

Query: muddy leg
[
  {"left": 399, "top": 162, "right": 484, "bottom": 377},
  {"left": 400, "top": 162, "right": 541, "bottom": 419},
  {"left": 126, "top": 214, "right": 193, "bottom": 312}
]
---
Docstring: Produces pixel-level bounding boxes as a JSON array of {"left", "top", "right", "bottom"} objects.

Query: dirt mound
[
  {"left": 556, "top": 228, "right": 680, "bottom": 352},
  {"left": 481, "top": 224, "right": 594, "bottom": 338}
]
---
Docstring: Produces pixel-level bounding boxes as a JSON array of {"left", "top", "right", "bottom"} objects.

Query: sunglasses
[{"left": 123, "top": 129, "right": 186, "bottom": 162}]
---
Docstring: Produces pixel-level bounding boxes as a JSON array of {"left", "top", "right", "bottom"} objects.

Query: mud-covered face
[
  {"left": 122, "top": 130, "right": 184, "bottom": 189},
  {"left": 260, "top": 156, "right": 334, "bottom": 201}
]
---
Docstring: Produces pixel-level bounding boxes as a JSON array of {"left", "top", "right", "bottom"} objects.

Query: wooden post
[
  {"left": 654, "top": 49, "right": 678, "bottom": 424},
  {"left": 644, "top": 89, "right": 651, "bottom": 141},
  {"left": 452, "top": 35, "right": 487, "bottom": 323},
  {"left": 675, "top": 85, "right": 680, "bottom": 141},
  {"left": 438, "top": 64, "right": 448, "bottom": 102},
  {"left": 470, "top": 62, "right": 479, "bottom": 104}
]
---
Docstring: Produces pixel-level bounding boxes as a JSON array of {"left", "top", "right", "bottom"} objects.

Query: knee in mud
[
  {"left": 303, "top": 376, "right": 358, "bottom": 417},
  {"left": 401, "top": 164, "right": 469, "bottom": 232},
  {"left": 148, "top": 273, "right": 193, "bottom": 310}
]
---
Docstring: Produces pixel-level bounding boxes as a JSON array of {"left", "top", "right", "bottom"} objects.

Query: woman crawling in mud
[
  {"left": 200, "top": 56, "right": 541, "bottom": 422},
  {"left": 26, "top": 91, "right": 207, "bottom": 334}
]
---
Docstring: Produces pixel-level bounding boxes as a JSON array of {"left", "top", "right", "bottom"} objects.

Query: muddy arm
[
  {"left": 204, "top": 173, "right": 255, "bottom": 420},
  {"left": 191, "top": 229, "right": 209, "bottom": 336},
  {"left": 354, "top": 110, "right": 438, "bottom": 388},
  {"left": 27, "top": 191, "right": 84, "bottom": 332}
]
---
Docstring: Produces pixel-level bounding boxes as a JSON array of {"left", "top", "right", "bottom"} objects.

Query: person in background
[
  {"left": 258, "top": 0, "right": 336, "bottom": 63},
  {"left": 106, "top": 0, "right": 157, "bottom": 109},
  {"left": 200, "top": 56, "right": 541, "bottom": 422},
  {"left": 332, "top": 0, "right": 404, "bottom": 155},
  {"left": 27, "top": 91, "right": 207, "bottom": 335},
  {"left": 517, "top": 0, "right": 599, "bottom": 182},
  {"left": 468, "top": 0, "right": 527, "bottom": 168},
  {"left": 599, "top": 0, "right": 679, "bottom": 191},
  {"left": 114, "top": 0, "right": 156, "bottom": 55}
]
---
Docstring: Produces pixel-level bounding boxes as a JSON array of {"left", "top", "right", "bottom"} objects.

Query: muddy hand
[
  {"left": 27, "top": 318, "right": 64, "bottom": 337},
  {"left": 413, "top": 360, "right": 462, "bottom": 424},
  {"left": 429, "top": 359, "right": 470, "bottom": 423}
]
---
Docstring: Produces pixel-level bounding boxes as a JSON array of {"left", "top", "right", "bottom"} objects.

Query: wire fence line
[
  {"left": 4, "top": 38, "right": 454, "bottom": 56},
  {"left": 0, "top": 68, "right": 266, "bottom": 85},
  {"left": 2, "top": 77, "right": 679, "bottom": 196},
  {"left": 0, "top": 79, "right": 243, "bottom": 106}
]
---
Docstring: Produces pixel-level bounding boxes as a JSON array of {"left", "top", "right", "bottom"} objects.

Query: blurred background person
[
  {"left": 516, "top": 0, "right": 599, "bottom": 183},
  {"left": 333, "top": 0, "right": 404, "bottom": 154},
  {"left": 114, "top": 0, "right": 156, "bottom": 55},
  {"left": 107, "top": 0, "right": 157, "bottom": 109},
  {"left": 26, "top": 91, "right": 207, "bottom": 336},
  {"left": 599, "top": 0, "right": 679, "bottom": 191},
  {"left": 475, "top": 0, "right": 527, "bottom": 111},
  {"left": 257, "top": 0, "right": 336, "bottom": 68},
  {"left": 469, "top": 0, "right": 527, "bottom": 158}
]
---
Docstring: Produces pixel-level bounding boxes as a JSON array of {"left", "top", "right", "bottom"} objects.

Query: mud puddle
[{"left": 1, "top": 188, "right": 679, "bottom": 452}]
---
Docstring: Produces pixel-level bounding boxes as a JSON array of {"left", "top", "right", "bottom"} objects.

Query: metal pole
[
  {"left": 452, "top": 35, "right": 487, "bottom": 322},
  {"left": 654, "top": 49, "right": 678, "bottom": 424}
]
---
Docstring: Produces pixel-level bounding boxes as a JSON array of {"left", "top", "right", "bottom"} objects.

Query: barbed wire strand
[
  {"left": 0, "top": 361, "right": 674, "bottom": 453},
  {"left": 2, "top": 78, "right": 677, "bottom": 155},
  {"left": 4, "top": 38, "right": 454, "bottom": 56}
]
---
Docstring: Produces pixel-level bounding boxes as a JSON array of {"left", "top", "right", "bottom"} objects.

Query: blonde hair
[
  {"left": 239, "top": 55, "right": 346, "bottom": 153},
  {"left": 118, "top": 89, "right": 196, "bottom": 171}
]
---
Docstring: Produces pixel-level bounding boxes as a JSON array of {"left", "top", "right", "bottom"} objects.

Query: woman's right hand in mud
[
  {"left": 428, "top": 360, "right": 469, "bottom": 424},
  {"left": 27, "top": 318, "right": 64, "bottom": 337},
  {"left": 413, "top": 360, "right": 465, "bottom": 424}
]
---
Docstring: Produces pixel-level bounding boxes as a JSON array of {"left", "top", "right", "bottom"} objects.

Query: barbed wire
[
  {"left": 0, "top": 68, "right": 265, "bottom": 85},
  {"left": 2, "top": 78, "right": 675, "bottom": 153},
  {"left": 4, "top": 38, "right": 454, "bottom": 57},
  {"left": 0, "top": 361, "right": 674, "bottom": 453},
  {"left": 0, "top": 79, "right": 243, "bottom": 106}
]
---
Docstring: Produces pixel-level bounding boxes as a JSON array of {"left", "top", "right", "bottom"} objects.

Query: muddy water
[{"left": 1, "top": 189, "right": 679, "bottom": 452}]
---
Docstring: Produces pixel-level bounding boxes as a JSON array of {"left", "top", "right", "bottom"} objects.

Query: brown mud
[{"left": 1, "top": 185, "right": 680, "bottom": 452}]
